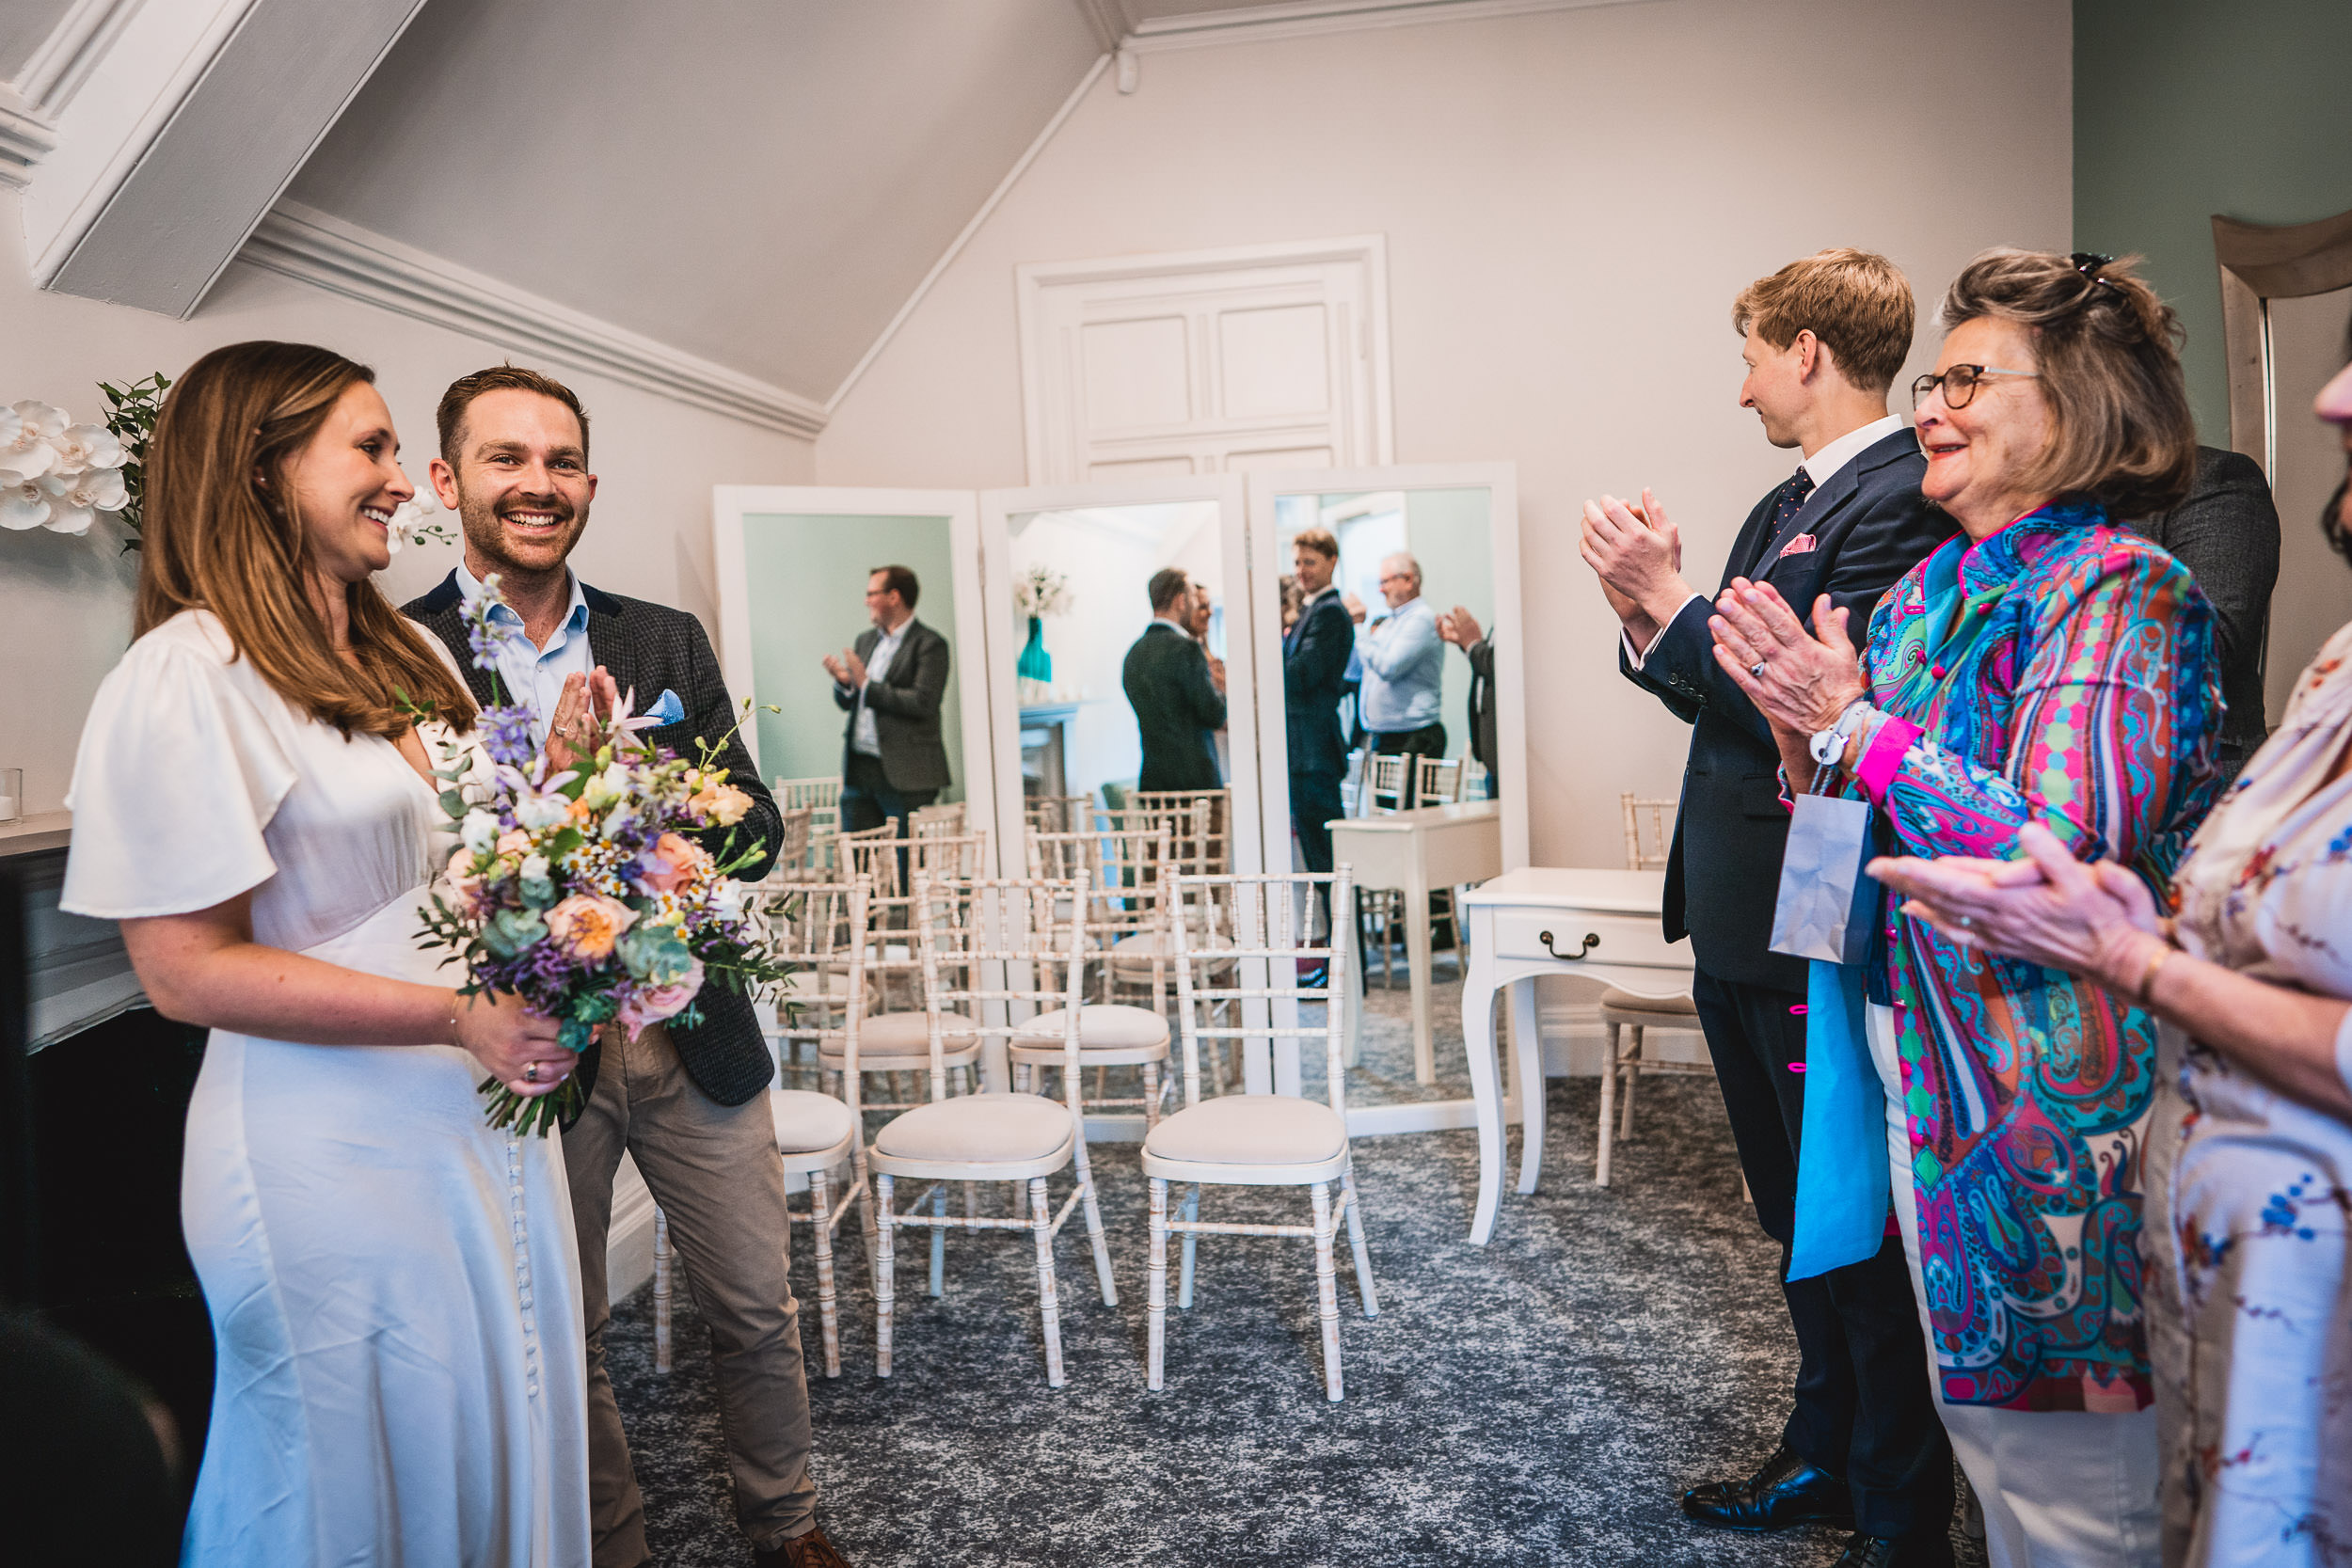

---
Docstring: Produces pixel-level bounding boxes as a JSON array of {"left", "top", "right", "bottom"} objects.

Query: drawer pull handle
[{"left": 1538, "top": 929, "right": 1600, "bottom": 961}]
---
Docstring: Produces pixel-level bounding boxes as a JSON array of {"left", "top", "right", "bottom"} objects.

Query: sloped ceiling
[{"left": 286, "top": 0, "right": 1104, "bottom": 404}]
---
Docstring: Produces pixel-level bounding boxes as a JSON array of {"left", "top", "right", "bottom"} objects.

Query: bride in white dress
[{"left": 60, "top": 342, "right": 593, "bottom": 1565}]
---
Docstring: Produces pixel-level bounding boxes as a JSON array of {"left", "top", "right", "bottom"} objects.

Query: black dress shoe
[
  {"left": 1831, "top": 1528, "right": 1956, "bottom": 1567},
  {"left": 1680, "top": 1443, "right": 1856, "bottom": 1532}
]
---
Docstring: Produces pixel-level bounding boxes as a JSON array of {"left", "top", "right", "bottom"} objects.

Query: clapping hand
[
  {"left": 545, "top": 665, "right": 619, "bottom": 774},
  {"left": 1708, "top": 578, "right": 1867, "bottom": 745},
  {"left": 1342, "top": 593, "right": 1367, "bottom": 626},
  {"left": 1580, "top": 488, "right": 1689, "bottom": 639},
  {"left": 1869, "top": 822, "right": 2169, "bottom": 989},
  {"left": 1206, "top": 653, "right": 1227, "bottom": 694},
  {"left": 1438, "top": 606, "right": 1485, "bottom": 649},
  {"left": 820, "top": 647, "right": 869, "bottom": 689}
]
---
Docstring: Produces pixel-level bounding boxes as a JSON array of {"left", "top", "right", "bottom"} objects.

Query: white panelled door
[{"left": 1017, "top": 237, "right": 1394, "bottom": 484}]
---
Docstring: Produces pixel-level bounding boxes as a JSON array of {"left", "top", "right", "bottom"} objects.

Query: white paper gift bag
[{"left": 1769, "top": 789, "right": 1880, "bottom": 967}]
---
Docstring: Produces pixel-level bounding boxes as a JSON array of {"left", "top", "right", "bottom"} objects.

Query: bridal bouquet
[{"left": 416, "top": 579, "right": 786, "bottom": 1135}]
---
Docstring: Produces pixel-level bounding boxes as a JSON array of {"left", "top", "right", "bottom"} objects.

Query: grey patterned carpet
[{"left": 604, "top": 978, "right": 1987, "bottom": 1568}]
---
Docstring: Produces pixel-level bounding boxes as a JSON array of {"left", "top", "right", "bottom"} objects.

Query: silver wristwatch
[{"left": 1808, "top": 701, "right": 1872, "bottom": 768}]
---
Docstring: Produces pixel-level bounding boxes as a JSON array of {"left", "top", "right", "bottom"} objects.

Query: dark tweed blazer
[
  {"left": 2125, "top": 446, "right": 2280, "bottom": 774},
  {"left": 404, "top": 571, "right": 784, "bottom": 1112},
  {"left": 1123, "top": 621, "right": 1225, "bottom": 792}
]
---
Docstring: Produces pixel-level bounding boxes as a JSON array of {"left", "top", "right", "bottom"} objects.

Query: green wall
[
  {"left": 2074, "top": 0, "right": 2352, "bottom": 440},
  {"left": 739, "top": 512, "right": 964, "bottom": 800}
]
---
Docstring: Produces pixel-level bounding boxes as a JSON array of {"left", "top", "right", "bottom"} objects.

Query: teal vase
[{"left": 1016, "top": 614, "right": 1053, "bottom": 682}]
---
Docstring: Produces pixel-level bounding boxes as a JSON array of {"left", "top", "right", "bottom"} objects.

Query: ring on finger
[
  {"left": 1750, "top": 660, "right": 1768, "bottom": 678},
  {"left": 524, "top": 1060, "right": 540, "bottom": 1083}
]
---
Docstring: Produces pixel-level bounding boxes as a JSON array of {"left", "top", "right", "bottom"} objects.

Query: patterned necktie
[{"left": 1753, "top": 467, "right": 1815, "bottom": 572}]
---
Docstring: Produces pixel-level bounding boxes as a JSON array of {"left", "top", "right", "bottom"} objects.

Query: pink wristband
[{"left": 1854, "top": 715, "right": 1923, "bottom": 804}]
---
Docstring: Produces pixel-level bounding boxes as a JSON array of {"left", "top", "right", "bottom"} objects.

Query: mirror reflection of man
[
  {"left": 1124, "top": 567, "right": 1225, "bottom": 792},
  {"left": 1282, "top": 530, "right": 1354, "bottom": 881},
  {"left": 1437, "top": 606, "right": 1498, "bottom": 796},
  {"left": 821, "top": 566, "right": 950, "bottom": 838},
  {"left": 1357, "top": 551, "right": 1445, "bottom": 803}
]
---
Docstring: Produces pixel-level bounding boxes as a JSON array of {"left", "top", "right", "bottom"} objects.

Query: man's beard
[{"left": 458, "top": 493, "right": 582, "bottom": 576}]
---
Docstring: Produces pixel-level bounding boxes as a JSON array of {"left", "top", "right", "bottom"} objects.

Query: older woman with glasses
[
  {"left": 1873, "top": 327, "right": 2352, "bottom": 1568},
  {"left": 1708, "top": 249, "right": 2224, "bottom": 1568}
]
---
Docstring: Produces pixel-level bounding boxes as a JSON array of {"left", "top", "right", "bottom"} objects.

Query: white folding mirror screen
[
  {"left": 1243, "top": 463, "right": 1527, "bottom": 875},
  {"left": 976, "top": 475, "right": 1258, "bottom": 872},
  {"left": 710, "top": 487, "right": 1000, "bottom": 868}
]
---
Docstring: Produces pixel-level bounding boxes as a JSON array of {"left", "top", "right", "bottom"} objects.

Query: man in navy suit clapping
[{"left": 1582, "top": 251, "right": 1959, "bottom": 1568}]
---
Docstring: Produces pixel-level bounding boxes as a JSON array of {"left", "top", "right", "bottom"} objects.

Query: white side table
[
  {"left": 1458, "top": 867, "right": 1693, "bottom": 1243},
  {"left": 1327, "top": 800, "right": 1503, "bottom": 1084}
]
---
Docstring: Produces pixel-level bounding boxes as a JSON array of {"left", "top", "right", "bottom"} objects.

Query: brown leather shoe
[{"left": 753, "top": 1522, "right": 851, "bottom": 1568}]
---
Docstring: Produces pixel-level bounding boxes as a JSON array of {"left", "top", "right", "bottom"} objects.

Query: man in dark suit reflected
[
  {"left": 1283, "top": 528, "right": 1355, "bottom": 877},
  {"left": 1582, "top": 250, "right": 1959, "bottom": 1568},
  {"left": 1124, "top": 568, "right": 1226, "bottom": 793},
  {"left": 822, "top": 565, "right": 951, "bottom": 840}
]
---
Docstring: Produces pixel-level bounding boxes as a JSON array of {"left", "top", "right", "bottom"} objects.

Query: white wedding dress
[{"left": 61, "top": 610, "right": 590, "bottom": 1567}]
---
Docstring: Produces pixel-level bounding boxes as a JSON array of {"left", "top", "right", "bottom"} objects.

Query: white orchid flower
[
  {"left": 0, "top": 402, "right": 66, "bottom": 480},
  {"left": 45, "top": 422, "right": 124, "bottom": 476},
  {"left": 39, "top": 465, "right": 127, "bottom": 535},
  {"left": 384, "top": 497, "right": 438, "bottom": 557},
  {"left": 0, "top": 469, "right": 52, "bottom": 531}
]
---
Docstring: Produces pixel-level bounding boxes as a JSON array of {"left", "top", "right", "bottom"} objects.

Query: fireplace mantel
[{"left": 3, "top": 814, "right": 148, "bottom": 1050}]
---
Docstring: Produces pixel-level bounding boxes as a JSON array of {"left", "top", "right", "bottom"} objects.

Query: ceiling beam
[{"left": 24, "top": 0, "right": 428, "bottom": 318}]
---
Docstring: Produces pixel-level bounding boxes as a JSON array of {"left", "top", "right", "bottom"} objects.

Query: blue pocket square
[{"left": 645, "top": 689, "right": 686, "bottom": 726}]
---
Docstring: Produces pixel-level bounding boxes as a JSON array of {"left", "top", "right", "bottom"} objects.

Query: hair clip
[{"left": 2068, "top": 251, "right": 2119, "bottom": 289}]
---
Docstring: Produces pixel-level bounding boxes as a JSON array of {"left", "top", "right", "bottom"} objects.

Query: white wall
[
  {"left": 0, "top": 187, "right": 816, "bottom": 819},
  {"left": 818, "top": 0, "right": 2074, "bottom": 868}
]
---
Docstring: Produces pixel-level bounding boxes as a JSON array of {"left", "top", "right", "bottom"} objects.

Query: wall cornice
[
  {"left": 1122, "top": 0, "right": 1646, "bottom": 53},
  {"left": 243, "top": 201, "right": 828, "bottom": 439}
]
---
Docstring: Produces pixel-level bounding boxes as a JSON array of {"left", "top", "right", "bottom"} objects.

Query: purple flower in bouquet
[{"left": 478, "top": 703, "right": 538, "bottom": 769}]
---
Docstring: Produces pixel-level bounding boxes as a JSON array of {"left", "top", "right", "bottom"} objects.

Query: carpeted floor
[{"left": 604, "top": 975, "right": 1985, "bottom": 1568}]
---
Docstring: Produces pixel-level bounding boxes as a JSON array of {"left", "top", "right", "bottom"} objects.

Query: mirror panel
[
  {"left": 712, "top": 487, "right": 998, "bottom": 867},
  {"left": 2264, "top": 287, "right": 2352, "bottom": 721}
]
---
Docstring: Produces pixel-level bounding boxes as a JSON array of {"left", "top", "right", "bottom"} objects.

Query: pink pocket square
[{"left": 1777, "top": 532, "right": 1818, "bottom": 558}]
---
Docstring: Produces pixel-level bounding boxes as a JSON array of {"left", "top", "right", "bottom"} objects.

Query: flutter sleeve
[{"left": 60, "top": 626, "right": 299, "bottom": 919}]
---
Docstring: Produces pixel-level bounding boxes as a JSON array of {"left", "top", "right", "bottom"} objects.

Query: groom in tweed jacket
[{"left": 405, "top": 367, "right": 850, "bottom": 1568}]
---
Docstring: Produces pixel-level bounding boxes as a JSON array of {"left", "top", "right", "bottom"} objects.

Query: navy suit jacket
[
  {"left": 1619, "top": 427, "right": 1956, "bottom": 990},
  {"left": 1283, "top": 591, "right": 1356, "bottom": 777}
]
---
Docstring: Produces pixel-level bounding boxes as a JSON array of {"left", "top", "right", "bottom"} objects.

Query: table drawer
[{"left": 1489, "top": 909, "right": 1687, "bottom": 968}]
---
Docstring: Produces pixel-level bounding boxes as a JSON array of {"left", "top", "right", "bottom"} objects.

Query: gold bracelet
[{"left": 2133, "top": 941, "right": 2176, "bottom": 1007}]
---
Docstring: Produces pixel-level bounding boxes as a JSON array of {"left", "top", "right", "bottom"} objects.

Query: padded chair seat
[
  {"left": 873, "top": 1093, "right": 1073, "bottom": 1165},
  {"left": 1598, "top": 987, "right": 1698, "bottom": 1018},
  {"left": 1143, "top": 1094, "right": 1347, "bottom": 1168},
  {"left": 769, "top": 1088, "right": 855, "bottom": 1155},
  {"left": 820, "top": 1008, "right": 981, "bottom": 1062},
  {"left": 1010, "top": 1005, "right": 1170, "bottom": 1053}
]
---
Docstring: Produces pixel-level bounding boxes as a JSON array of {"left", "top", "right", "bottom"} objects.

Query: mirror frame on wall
[
  {"left": 710, "top": 485, "right": 1003, "bottom": 871},
  {"left": 976, "top": 474, "right": 1257, "bottom": 879},
  {"left": 2216, "top": 206, "right": 2352, "bottom": 477},
  {"left": 1241, "top": 462, "right": 1527, "bottom": 877}
]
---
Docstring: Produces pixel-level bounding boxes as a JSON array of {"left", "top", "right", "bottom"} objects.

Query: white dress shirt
[
  {"left": 849, "top": 620, "right": 909, "bottom": 757},
  {"left": 1621, "top": 413, "right": 1907, "bottom": 671},
  {"left": 455, "top": 559, "right": 592, "bottom": 742}
]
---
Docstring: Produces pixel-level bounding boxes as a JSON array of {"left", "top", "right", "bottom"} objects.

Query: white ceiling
[{"left": 287, "top": 0, "right": 1104, "bottom": 404}]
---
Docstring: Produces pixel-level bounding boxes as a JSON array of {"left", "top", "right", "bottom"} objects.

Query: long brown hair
[{"left": 136, "top": 341, "right": 476, "bottom": 737}]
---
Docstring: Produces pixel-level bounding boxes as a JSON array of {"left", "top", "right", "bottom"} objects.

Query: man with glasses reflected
[{"left": 1580, "top": 250, "right": 1959, "bottom": 1567}]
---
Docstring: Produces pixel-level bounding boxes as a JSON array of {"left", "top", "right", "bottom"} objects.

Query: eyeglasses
[{"left": 1911, "top": 364, "right": 2040, "bottom": 411}]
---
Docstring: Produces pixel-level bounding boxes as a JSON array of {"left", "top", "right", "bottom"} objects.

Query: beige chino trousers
[{"left": 564, "top": 1022, "right": 817, "bottom": 1566}]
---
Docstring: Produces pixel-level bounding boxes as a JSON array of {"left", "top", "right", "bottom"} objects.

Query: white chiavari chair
[
  {"left": 1024, "top": 794, "right": 1091, "bottom": 837},
  {"left": 1143, "top": 868, "right": 1377, "bottom": 1400},
  {"left": 1129, "top": 787, "right": 1232, "bottom": 876},
  {"left": 910, "top": 800, "right": 966, "bottom": 838},
  {"left": 1017, "top": 825, "right": 1175, "bottom": 1127},
  {"left": 866, "top": 872, "right": 1119, "bottom": 1386},
  {"left": 819, "top": 832, "right": 992, "bottom": 1108},
  {"left": 774, "top": 775, "right": 844, "bottom": 839},
  {"left": 1595, "top": 792, "right": 1706, "bottom": 1186},
  {"left": 1414, "top": 754, "right": 1464, "bottom": 805},
  {"left": 1364, "top": 753, "right": 1410, "bottom": 814}
]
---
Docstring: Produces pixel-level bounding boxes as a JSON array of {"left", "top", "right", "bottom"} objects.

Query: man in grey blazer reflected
[{"left": 823, "top": 564, "right": 952, "bottom": 838}]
